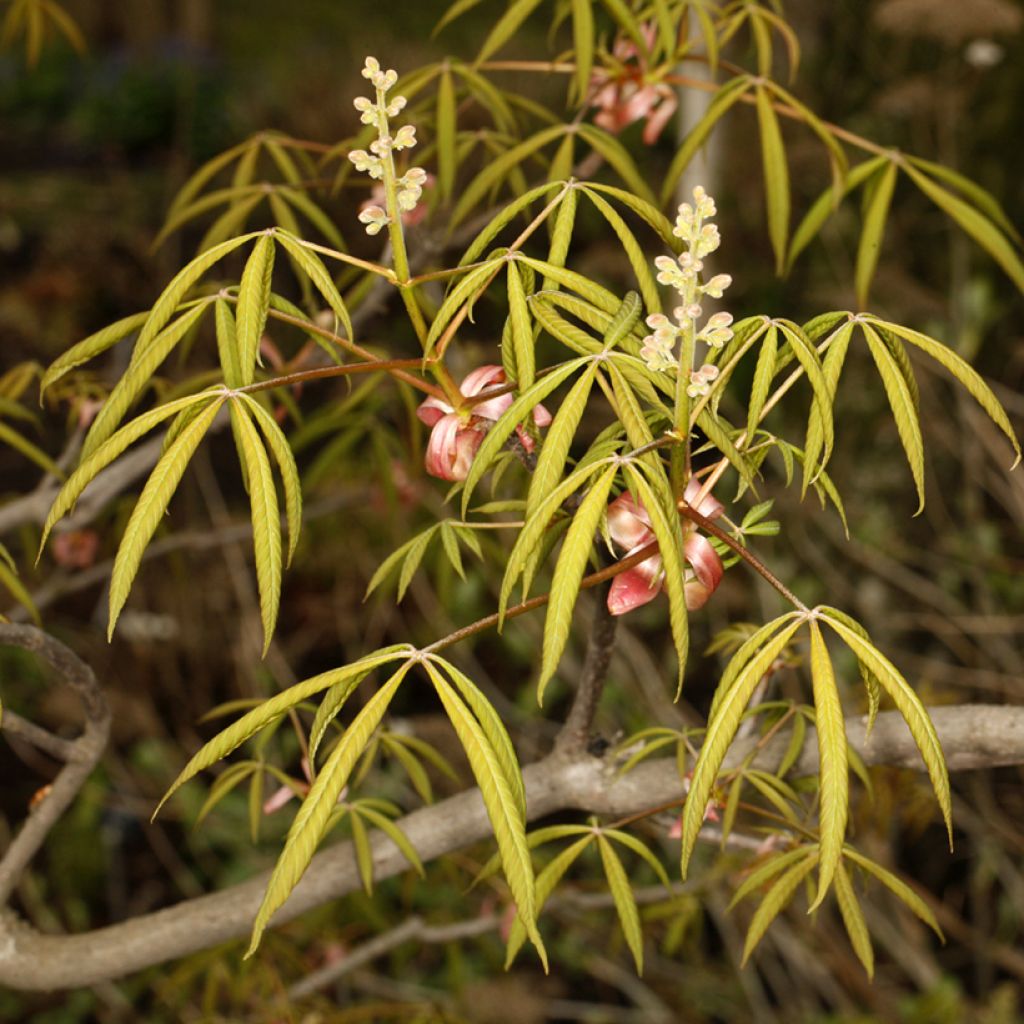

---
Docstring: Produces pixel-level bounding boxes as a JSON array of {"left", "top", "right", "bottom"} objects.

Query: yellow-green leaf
[
  {"left": 597, "top": 834, "right": 644, "bottom": 973},
  {"left": 808, "top": 619, "right": 848, "bottom": 910},
  {"left": 237, "top": 233, "right": 276, "bottom": 386},
  {"left": 756, "top": 85, "right": 790, "bottom": 274},
  {"left": 247, "top": 660, "right": 412, "bottom": 954},
  {"left": 855, "top": 161, "right": 897, "bottom": 308},
  {"left": 506, "top": 259, "right": 535, "bottom": 390},
  {"left": 834, "top": 860, "right": 874, "bottom": 977},
  {"left": 741, "top": 849, "right": 818, "bottom": 963},
  {"left": 538, "top": 464, "right": 618, "bottom": 703}
]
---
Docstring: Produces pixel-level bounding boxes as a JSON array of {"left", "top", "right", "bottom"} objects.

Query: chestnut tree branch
[{"left": 0, "top": 628, "right": 1022, "bottom": 993}]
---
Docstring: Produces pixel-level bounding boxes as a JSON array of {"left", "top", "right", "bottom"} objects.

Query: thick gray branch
[{"left": 1, "top": 699, "right": 1023, "bottom": 991}]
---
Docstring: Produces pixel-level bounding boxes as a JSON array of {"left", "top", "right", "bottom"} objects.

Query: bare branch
[{"left": 0, "top": 626, "right": 110, "bottom": 906}]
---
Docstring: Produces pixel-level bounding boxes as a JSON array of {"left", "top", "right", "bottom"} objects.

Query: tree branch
[{"left": 0, "top": 630, "right": 1021, "bottom": 994}]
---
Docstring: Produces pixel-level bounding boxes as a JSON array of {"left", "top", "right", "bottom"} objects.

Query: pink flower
[
  {"left": 606, "top": 478, "right": 724, "bottom": 616},
  {"left": 416, "top": 366, "right": 551, "bottom": 482},
  {"left": 589, "top": 23, "right": 678, "bottom": 145}
]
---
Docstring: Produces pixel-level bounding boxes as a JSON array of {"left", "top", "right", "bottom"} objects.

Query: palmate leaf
[
  {"left": 821, "top": 612, "right": 952, "bottom": 844},
  {"left": 214, "top": 299, "right": 242, "bottom": 388},
  {"left": 581, "top": 188, "right": 661, "bottom": 314},
  {"left": 597, "top": 834, "right": 645, "bottom": 973},
  {"left": 108, "top": 398, "right": 224, "bottom": 639},
  {"left": 569, "top": 0, "right": 594, "bottom": 102},
  {"left": 859, "top": 321, "right": 925, "bottom": 512},
  {"left": 745, "top": 322, "right": 778, "bottom": 444},
  {"left": 574, "top": 125, "right": 657, "bottom": 207},
  {"left": 160, "top": 651, "right": 410, "bottom": 820},
  {"left": 458, "top": 182, "right": 565, "bottom": 267},
  {"left": 82, "top": 300, "right": 212, "bottom": 460},
  {"left": 808, "top": 619, "right": 848, "bottom": 910},
  {"left": 537, "top": 463, "right": 619, "bottom": 704},
  {"left": 237, "top": 233, "right": 276, "bottom": 386},
  {"left": 530, "top": 299, "right": 603, "bottom": 356},
  {"left": 801, "top": 320, "right": 853, "bottom": 490},
  {"left": 230, "top": 402, "right": 283, "bottom": 655},
  {"left": 506, "top": 835, "right": 593, "bottom": 966},
  {"left": 247, "top": 660, "right": 413, "bottom": 955},
  {"left": 543, "top": 183, "right": 577, "bottom": 288},
  {"left": 237, "top": 396, "right": 303, "bottom": 566},
  {"left": 451, "top": 125, "right": 566, "bottom": 229},
  {"left": 40, "top": 311, "right": 150, "bottom": 396},
  {"left": 425, "top": 258, "right": 504, "bottom": 357},
  {"left": 842, "top": 846, "right": 943, "bottom": 939},
  {"left": 867, "top": 316, "right": 1021, "bottom": 467},
  {"left": 681, "top": 618, "right": 804, "bottom": 878},
  {"left": 436, "top": 67, "right": 457, "bottom": 200},
  {"left": 520, "top": 256, "right": 620, "bottom": 314},
  {"left": 787, "top": 156, "right": 889, "bottom": 272},
  {"left": 425, "top": 660, "right": 545, "bottom": 967},
  {"left": 581, "top": 182, "right": 682, "bottom": 253},
  {"left": 364, "top": 524, "right": 441, "bottom": 600},
  {"left": 274, "top": 232, "right": 353, "bottom": 344},
  {"left": 307, "top": 666, "right": 379, "bottom": 768},
  {"left": 356, "top": 804, "right": 425, "bottom": 878},
  {"left": 741, "top": 848, "right": 818, "bottom": 964},
  {"left": 39, "top": 392, "right": 221, "bottom": 555},
  {"left": 820, "top": 605, "right": 883, "bottom": 734},
  {"left": 474, "top": 0, "right": 545, "bottom": 64},
  {"left": 903, "top": 162, "right": 1024, "bottom": 294},
  {"left": 729, "top": 845, "right": 816, "bottom": 909}
]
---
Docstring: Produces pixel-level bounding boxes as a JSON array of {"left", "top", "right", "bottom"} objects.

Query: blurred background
[{"left": 1, "top": 1, "right": 1023, "bottom": 1021}]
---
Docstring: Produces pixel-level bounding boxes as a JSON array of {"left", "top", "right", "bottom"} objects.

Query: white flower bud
[
  {"left": 392, "top": 125, "right": 417, "bottom": 150},
  {"left": 386, "top": 95, "right": 407, "bottom": 116},
  {"left": 702, "top": 273, "right": 732, "bottom": 298},
  {"left": 362, "top": 56, "right": 380, "bottom": 80}
]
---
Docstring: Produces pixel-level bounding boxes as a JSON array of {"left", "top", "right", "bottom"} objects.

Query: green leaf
[
  {"left": 39, "top": 393, "right": 219, "bottom": 556},
  {"left": 820, "top": 605, "right": 884, "bottom": 736},
  {"left": 628, "top": 464, "right": 689, "bottom": 695},
  {"left": 231, "top": 402, "right": 283, "bottom": 655},
  {"left": 108, "top": 398, "right": 224, "bottom": 639},
  {"left": 834, "top": 861, "right": 874, "bottom": 977},
  {"left": 358, "top": 804, "right": 425, "bottom": 877},
  {"left": 871, "top": 317, "right": 1020, "bottom": 468},
  {"left": 436, "top": 68, "right": 457, "bottom": 200},
  {"left": 603, "top": 828, "right": 672, "bottom": 890},
  {"left": 903, "top": 162, "right": 1024, "bottom": 294},
  {"left": 239, "top": 395, "right": 303, "bottom": 566},
  {"left": 756, "top": 85, "right": 790, "bottom": 274},
  {"left": 741, "top": 849, "right": 818, "bottom": 963},
  {"left": 787, "top": 156, "right": 889, "bottom": 272},
  {"left": 823, "top": 614, "right": 952, "bottom": 845},
  {"left": 681, "top": 619, "right": 803, "bottom": 877},
  {"left": 214, "top": 299, "right": 241, "bottom": 388},
  {"left": 905, "top": 155, "right": 1021, "bottom": 243},
  {"left": 597, "top": 834, "right": 645, "bottom": 973},
  {"left": 307, "top": 667, "right": 376, "bottom": 768},
  {"left": 530, "top": 298, "right": 602, "bottom": 356},
  {"left": 746, "top": 323, "right": 778, "bottom": 443},
  {"left": 426, "top": 661, "right": 545, "bottom": 966},
  {"left": 543, "top": 184, "right": 577, "bottom": 288},
  {"left": 575, "top": 124, "right": 657, "bottom": 206},
  {"left": 842, "top": 847, "right": 944, "bottom": 939},
  {"left": 581, "top": 188, "right": 661, "bottom": 314},
  {"left": 730, "top": 846, "right": 815, "bottom": 908},
  {"left": 425, "top": 259, "right": 503, "bottom": 357},
  {"left": 505, "top": 836, "right": 592, "bottom": 966},
  {"left": 0, "top": 553, "right": 40, "bottom": 625},
  {"left": 859, "top": 321, "right": 925, "bottom": 512},
  {"left": 581, "top": 183, "right": 681, "bottom": 252},
  {"left": 801, "top": 320, "right": 853, "bottom": 487},
  {"left": 457, "top": 182, "right": 564, "bottom": 267},
  {"left": 247, "top": 660, "right": 412, "bottom": 954},
  {"left": 694, "top": 408, "right": 756, "bottom": 491},
  {"left": 41, "top": 311, "right": 150, "bottom": 396},
  {"left": 538, "top": 464, "right": 618, "bottom": 703},
  {"left": 274, "top": 232, "right": 353, "bottom": 343},
  {"left": 855, "top": 161, "right": 897, "bottom": 308},
  {"left": 808, "top": 620, "right": 848, "bottom": 910},
  {"left": 519, "top": 256, "right": 619, "bottom": 314},
  {"left": 506, "top": 259, "right": 535, "bottom": 390},
  {"left": 236, "top": 233, "right": 276, "bottom": 386},
  {"left": 462, "top": 357, "right": 587, "bottom": 516},
  {"left": 438, "top": 659, "right": 527, "bottom": 819},
  {"left": 167, "top": 139, "right": 255, "bottom": 218},
  {"left": 0, "top": 420, "right": 60, "bottom": 476},
  {"left": 661, "top": 76, "right": 751, "bottom": 207},
  {"left": 82, "top": 301, "right": 212, "bottom": 459},
  {"left": 500, "top": 458, "right": 609, "bottom": 619},
  {"left": 451, "top": 125, "right": 565, "bottom": 229},
  {"left": 475, "top": 0, "right": 545, "bottom": 64},
  {"left": 524, "top": 362, "right": 598, "bottom": 525},
  {"left": 569, "top": 0, "right": 594, "bottom": 102}
]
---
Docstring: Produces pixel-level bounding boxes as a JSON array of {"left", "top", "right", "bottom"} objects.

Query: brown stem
[
  {"left": 236, "top": 358, "right": 429, "bottom": 396},
  {"left": 554, "top": 586, "right": 619, "bottom": 755}
]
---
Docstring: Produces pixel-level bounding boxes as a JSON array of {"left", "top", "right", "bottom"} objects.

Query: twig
[{"left": 0, "top": 626, "right": 110, "bottom": 906}]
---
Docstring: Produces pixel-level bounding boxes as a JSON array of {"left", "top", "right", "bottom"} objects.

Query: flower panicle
[
  {"left": 640, "top": 185, "right": 735, "bottom": 373},
  {"left": 348, "top": 56, "right": 426, "bottom": 234}
]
